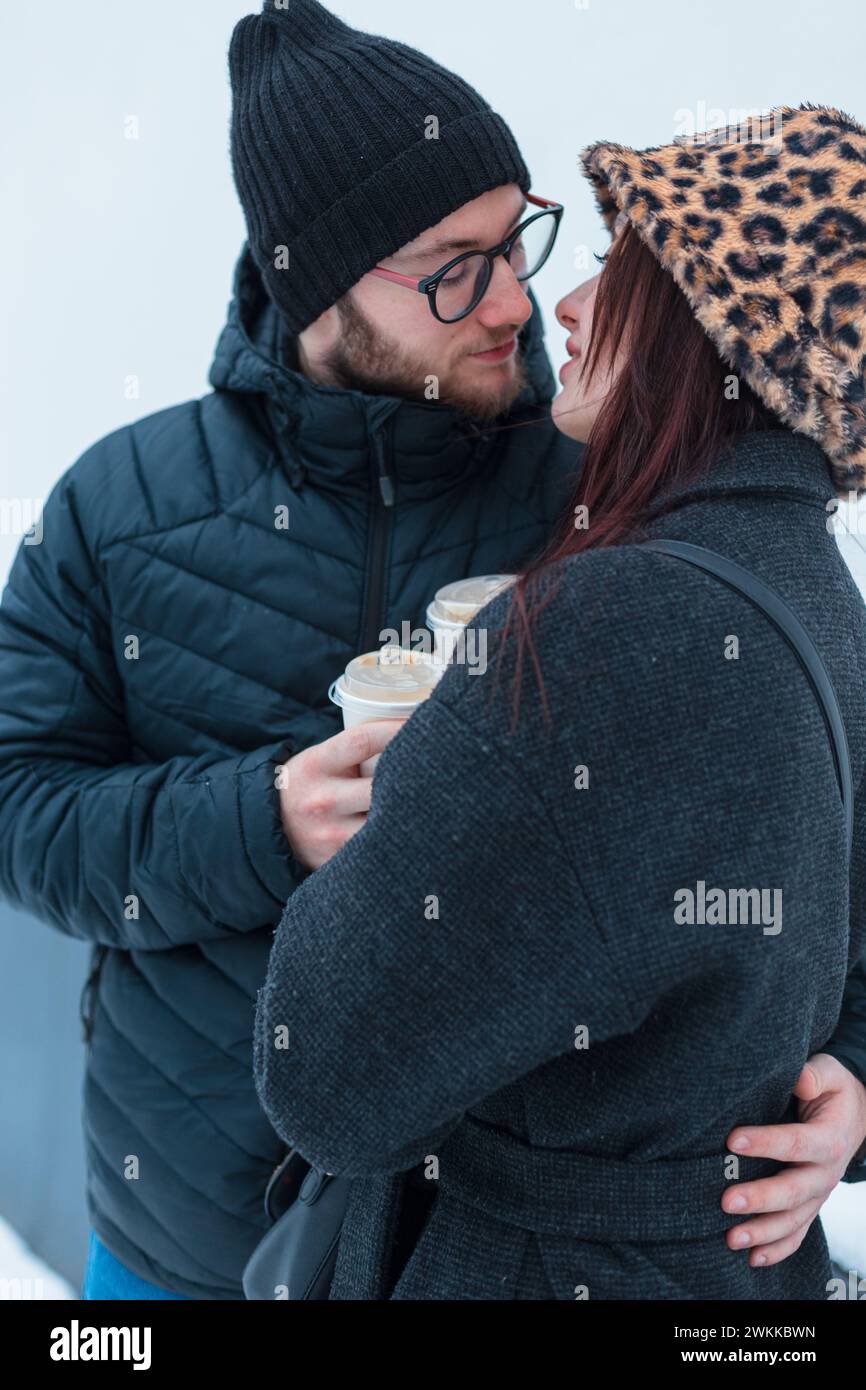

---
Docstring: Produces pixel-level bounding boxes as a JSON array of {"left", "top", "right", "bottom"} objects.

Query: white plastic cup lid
[
  {"left": 428, "top": 574, "right": 516, "bottom": 627},
  {"left": 330, "top": 646, "right": 439, "bottom": 710}
]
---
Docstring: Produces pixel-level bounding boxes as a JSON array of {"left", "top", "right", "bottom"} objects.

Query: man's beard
[{"left": 321, "top": 292, "right": 528, "bottom": 425}]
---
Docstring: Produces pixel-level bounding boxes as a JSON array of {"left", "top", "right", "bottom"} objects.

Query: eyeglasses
[{"left": 370, "top": 194, "right": 564, "bottom": 324}]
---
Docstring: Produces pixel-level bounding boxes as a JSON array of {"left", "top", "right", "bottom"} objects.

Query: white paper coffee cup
[
  {"left": 426, "top": 574, "right": 516, "bottom": 667},
  {"left": 329, "top": 646, "right": 438, "bottom": 774}
]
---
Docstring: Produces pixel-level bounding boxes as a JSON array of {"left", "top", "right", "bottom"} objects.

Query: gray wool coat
[{"left": 254, "top": 429, "right": 866, "bottom": 1300}]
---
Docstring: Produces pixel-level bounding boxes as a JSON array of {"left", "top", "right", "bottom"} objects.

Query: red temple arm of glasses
[{"left": 370, "top": 265, "right": 423, "bottom": 289}]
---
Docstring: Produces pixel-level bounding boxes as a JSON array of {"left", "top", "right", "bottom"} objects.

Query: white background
[{"left": 3, "top": 0, "right": 866, "bottom": 584}]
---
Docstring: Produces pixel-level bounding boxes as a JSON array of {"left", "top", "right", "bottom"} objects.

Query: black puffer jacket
[{"left": 0, "top": 244, "right": 582, "bottom": 1298}]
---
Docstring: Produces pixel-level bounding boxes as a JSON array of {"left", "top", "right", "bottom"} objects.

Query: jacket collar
[
  {"left": 646, "top": 428, "right": 838, "bottom": 523},
  {"left": 208, "top": 242, "right": 557, "bottom": 494}
]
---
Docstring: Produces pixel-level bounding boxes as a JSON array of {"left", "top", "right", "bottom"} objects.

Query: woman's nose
[
  {"left": 556, "top": 287, "right": 581, "bottom": 333},
  {"left": 556, "top": 274, "right": 599, "bottom": 332}
]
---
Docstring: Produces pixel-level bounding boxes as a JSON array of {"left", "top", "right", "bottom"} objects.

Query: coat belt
[{"left": 436, "top": 1117, "right": 786, "bottom": 1243}]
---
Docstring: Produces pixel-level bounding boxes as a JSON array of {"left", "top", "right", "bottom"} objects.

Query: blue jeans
[{"left": 81, "top": 1231, "right": 192, "bottom": 1300}]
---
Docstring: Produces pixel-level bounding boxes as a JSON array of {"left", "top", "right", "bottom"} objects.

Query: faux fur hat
[{"left": 582, "top": 104, "right": 866, "bottom": 495}]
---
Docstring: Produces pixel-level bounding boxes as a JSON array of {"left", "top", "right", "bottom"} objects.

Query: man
[{"left": 0, "top": 0, "right": 862, "bottom": 1300}]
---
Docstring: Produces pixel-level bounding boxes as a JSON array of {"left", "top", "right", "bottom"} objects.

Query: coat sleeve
[
  {"left": 0, "top": 468, "right": 304, "bottom": 950},
  {"left": 822, "top": 748, "right": 866, "bottom": 1181},
  {"left": 253, "top": 695, "right": 640, "bottom": 1178}
]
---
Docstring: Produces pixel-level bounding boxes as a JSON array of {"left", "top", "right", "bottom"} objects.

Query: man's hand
[
  {"left": 721, "top": 1053, "right": 866, "bottom": 1267},
  {"left": 277, "top": 722, "right": 406, "bottom": 871}
]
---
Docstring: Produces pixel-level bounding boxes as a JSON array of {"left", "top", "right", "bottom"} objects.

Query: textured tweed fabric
[{"left": 255, "top": 429, "right": 866, "bottom": 1300}]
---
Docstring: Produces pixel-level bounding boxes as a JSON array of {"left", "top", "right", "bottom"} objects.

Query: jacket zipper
[{"left": 360, "top": 420, "right": 396, "bottom": 654}]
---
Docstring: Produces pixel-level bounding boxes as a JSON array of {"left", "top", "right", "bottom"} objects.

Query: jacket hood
[{"left": 208, "top": 242, "right": 557, "bottom": 490}]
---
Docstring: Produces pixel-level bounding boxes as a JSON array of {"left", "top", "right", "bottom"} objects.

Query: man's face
[{"left": 298, "top": 184, "right": 535, "bottom": 423}]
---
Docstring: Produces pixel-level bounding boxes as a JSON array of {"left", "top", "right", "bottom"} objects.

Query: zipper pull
[{"left": 371, "top": 427, "right": 395, "bottom": 508}]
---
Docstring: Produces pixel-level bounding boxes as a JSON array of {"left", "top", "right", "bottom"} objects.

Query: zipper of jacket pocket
[{"left": 360, "top": 420, "right": 396, "bottom": 655}]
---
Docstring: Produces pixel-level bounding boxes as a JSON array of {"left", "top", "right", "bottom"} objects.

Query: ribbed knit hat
[
  {"left": 582, "top": 104, "right": 866, "bottom": 494},
  {"left": 228, "top": 0, "right": 531, "bottom": 335}
]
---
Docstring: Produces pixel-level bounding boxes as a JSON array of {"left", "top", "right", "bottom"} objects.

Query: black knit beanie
[{"left": 228, "top": 0, "right": 531, "bottom": 334}]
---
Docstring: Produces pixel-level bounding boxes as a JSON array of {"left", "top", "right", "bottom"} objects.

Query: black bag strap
[{"left": 642, "top": 540, "right": 853, "bottom": 860}]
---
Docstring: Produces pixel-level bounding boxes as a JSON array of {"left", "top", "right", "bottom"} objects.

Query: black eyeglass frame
[{"left": 370, "top": 193, "right": 564, "bottom": 324}]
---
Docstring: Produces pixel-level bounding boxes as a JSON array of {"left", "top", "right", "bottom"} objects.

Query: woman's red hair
[{"left": 500, "top": 223, "right": 780, "bottom": 726}]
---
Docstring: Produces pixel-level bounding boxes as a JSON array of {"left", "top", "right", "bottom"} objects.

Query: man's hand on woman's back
[{"left": 722, "top": 1053, "right": 866, "bottom": 1267}]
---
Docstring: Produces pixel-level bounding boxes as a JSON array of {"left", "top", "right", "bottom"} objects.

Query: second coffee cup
[{"left": 426, "top": 574, "right": 516, "bottom": 668}]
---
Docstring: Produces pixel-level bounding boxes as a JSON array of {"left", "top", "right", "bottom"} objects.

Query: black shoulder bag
[{"left": 242, "top": 1148, "right": 351, "bottom": 1301}]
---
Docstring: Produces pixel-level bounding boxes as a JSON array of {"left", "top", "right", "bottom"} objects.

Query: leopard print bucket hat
[{"left": 582, "top": 104, "right": 866, "bottom": 494}]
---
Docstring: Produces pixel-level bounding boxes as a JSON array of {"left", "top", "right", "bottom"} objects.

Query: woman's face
[{"left": 552, "top": 212, "right": 628, "bottom": 442}]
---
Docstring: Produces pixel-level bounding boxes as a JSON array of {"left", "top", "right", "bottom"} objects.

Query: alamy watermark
[
  {"left": 378, "top": 620, "right": 489, "bottom": 675},
  {"left": 674, "top": 104, "right": 784, "bottom": 150},
  {"left": 0, "top": 1276, "right": 46, "bottom": 1299},
  {"left": 0, "top": 497, "right": 44, "bottom": 545},
  {"left": 674, "top": 881, "right": 783, "bottom": 936},
  {"left": 50, "top": 1320, "right": 151, "bottom": 1370},
  {"left": 827, "top": 493, "right": 866, "bottom": 535}
]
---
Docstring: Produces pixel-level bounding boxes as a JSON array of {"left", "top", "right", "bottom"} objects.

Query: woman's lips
[
  {"left": 559, "top": 353, "right": 580, "bottom": 384},
  {"left": 470, "top": 337, "right": 517, "bottom": 364},
  {"left": 559, "top": 333, "right": 582, "bottom": 384}
]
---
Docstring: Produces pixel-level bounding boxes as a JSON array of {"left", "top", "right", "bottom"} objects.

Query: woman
[{"left": 253, "top": 104, "right": 866, "bottom": 1299}]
